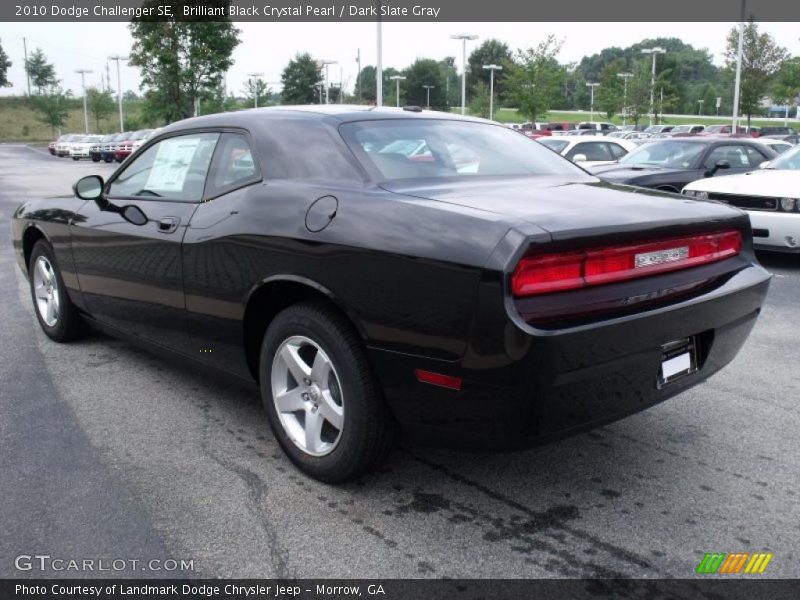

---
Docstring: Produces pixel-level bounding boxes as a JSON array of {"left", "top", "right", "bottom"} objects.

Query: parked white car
[
  {"left": 682, "top": 145, "right": 800, "bottom": 253},
  {"left": 752, "top": 137, "right": 793, "bottom": 156},
  {"left": 69, "top": 135, "right": 104, "bottom": 160},
  {"left": 54, "top": 134, "right": 81, "bottom": 157},
  {"left": 537, "top": 135, "right": 637, "bottom": 166}
]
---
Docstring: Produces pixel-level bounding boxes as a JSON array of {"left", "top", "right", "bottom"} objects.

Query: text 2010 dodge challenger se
[{"left": 12, "top": 106, "right": 770, "bottom": 482}]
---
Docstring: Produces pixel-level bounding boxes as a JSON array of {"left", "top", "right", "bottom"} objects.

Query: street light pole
[
  {"left": 586, "top": 82, "right": 599, "bottom": 124},
  {"left": 107, "top": 55, "right": 128, "bottom": 133},
  {"left": 451, "top": 33, "right": 478, "bottom": 115},
  {"left": 698, "top": 99, "right": 704, "bottom": 115},
  {"left": 320, "top": 60, "right": 337, "bottom": 104},
  {"left": 389, "top": 75, "right": 406, "bottom": 107},
  {"left": 482, "top": 64, "right": 503, "bottom": 120},
  {"left": 247, "top": 72, "right": 264, "bottom": 108},
  {"left": 732, "top": 0, "right": 746, "bottom": 132},
  {"left": 641, "top": 47, "right": 666, "bottom": 127},
  {"left": 617, "top": 72, "right": 633, "bottom": 126},
  {"left": 75, "top": 69, "right": 93, "bottom": 133},
  {"left": 422, "top": 85, "right": 435, "bottom": 109}
]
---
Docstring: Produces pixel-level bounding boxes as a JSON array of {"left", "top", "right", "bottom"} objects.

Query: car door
[
  {"left": 181, "top": 131, "right": 264, "bottom": 377},
  {"left": 701, "top": 143, "right": 771, "bottom": 177},
  {"left": 71, "top": 131, "right": 220, "bottom": 352}
]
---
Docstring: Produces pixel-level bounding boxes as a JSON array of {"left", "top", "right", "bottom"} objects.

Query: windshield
[
  {"left": 341, "top": 119, "right": 587, "bottom": 181},
  {"left": 670, "top": 125, "right": 693, "bottom": 133},
  {"left": 768, "top": 145, "right": 800, "bottom": 170},
  {"left": 618, "top": 141, "right": 706, "bottom": 169}
]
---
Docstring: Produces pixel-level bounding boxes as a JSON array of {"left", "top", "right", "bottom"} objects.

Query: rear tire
[
  {"left": 28, "top": 240, "right": 88, "bottom": 342},
  {"left": 259, "top": 302, "right": 394, "bottom": 483}
]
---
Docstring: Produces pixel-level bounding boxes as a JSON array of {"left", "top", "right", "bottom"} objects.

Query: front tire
[
  {"left": 259, "top": 303, "right": 394, "bottom": 483},
  {"left": 28, "top": 240, "right": 88, "bottom": 342}
]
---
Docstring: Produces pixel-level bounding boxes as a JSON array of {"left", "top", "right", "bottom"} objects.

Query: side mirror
[
  {"left": 121, "top": 205, "right": 148, "bottom": 226},
  {"left": 572, "top": 153, "right": 588, "bottom": 163},
  {"left": 759, "top": 160, "right": 770, "bottom": 169},
  {"left": 705, "top": 159, "right": 731, "bottom": 177},
  {"left": 73, "top": 175, "right": 104, "bottom": 200}
]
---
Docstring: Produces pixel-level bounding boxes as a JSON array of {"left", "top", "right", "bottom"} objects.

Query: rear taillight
[{"left": 512, "top": 230, "right": 742, "bottom": 297}]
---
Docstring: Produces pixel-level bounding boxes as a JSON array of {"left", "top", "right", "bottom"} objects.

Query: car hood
[
  {"left": 587, "top": 163, "right": 688, "bottom": 179},
  {"left": 381, "top": 176, "right": 745, "bottom": 241},
  {"left": 684, "top": 168, "right": 800, "bottom": 197}
]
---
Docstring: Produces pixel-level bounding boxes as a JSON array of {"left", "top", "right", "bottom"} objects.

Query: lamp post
[
  {"left": 75, "top": 69, "right": 93, "bottom": 133},
  {"left": 732, "top": 0, "right": 746, "bottom": 132},
  {"left": 482, "top": 64, "right": 503, "bottom": 120},
  {"left": 586, "top": 82, "right": 599, "bottom": 124},
  {"left": 389, "top": 75, "right": 406, "bottom": 107},
  {"left": 698, "top": 99, "right": 704, "bottom": 116},
  {"left": 422, "top": 85, "right": 435, "bottom": 109},
  {"left": 617, "top": 72, "right": 633, "bottom": 126},
  {"left": 247, "top": 72, "right": 264, "bottom": 108},
  {"left": 641, "top": 47, "right": 666, "bottom": 127},
  {"left": 450, "top": 33, "right": 478, "bottom": 115},
  {"left": 107, "top": 55, "right": 128, "bottom": 133},
  {"left": 320, "top": 60, "right": 337, "bottom": 104}
]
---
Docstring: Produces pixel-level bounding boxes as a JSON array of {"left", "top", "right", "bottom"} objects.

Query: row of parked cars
[
  {"left": 48, "top": 129, "right": 158, "bottom": 163},
  {"left": 543, "top": 133, "right": 800, "bottom": 254}
]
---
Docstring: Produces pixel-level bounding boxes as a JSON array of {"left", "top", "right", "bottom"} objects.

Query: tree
[
  {"left": 468, "top": 81, "right": 491, "bottom": 118},
  {"left": 624, "top": 60, "right": 652, "bottom": 126},
  {"left": 725, "top": 21, "right": 788, "bottom": 126},
  {"left": 772, "top": 57, "right": 800, "bottom": 120},
  {"left": 596, "top": 61, "right": 625, "bottom": 119},
  {"left": 25, "top": 48, "right": 57, "bottom": 95},
  {"left": 467, "top": 39, "right": 512, "bottom": 97},
  {"left": 129, "top": 1, "right": 240, "bottom": 123},
  {"left": 243, "top": 77, "right": 269, "bottom": 106},
  {"left": 506, "top": 35, "right": 566, "bottom": 124},
  {"left": 86, "top": 87, "right": 115, "bottom": 130},
  {"left": 403, "top": 59, "right": 446, "bottom": 110},
  {"left": 0, "top": 39, "right": 12, "bottom": 87},
  {"left": 32, "top": 85, "right": 70, "bottom": 136},
  {"left": 281, "top": 53, "right": 322, "bottom": 104}
]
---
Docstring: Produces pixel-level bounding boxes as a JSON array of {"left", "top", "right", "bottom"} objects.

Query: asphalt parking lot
[{"left": 1, "top": 143, "right": 798, "bottom": 580}]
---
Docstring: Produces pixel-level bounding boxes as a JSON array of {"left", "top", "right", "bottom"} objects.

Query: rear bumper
[
  {"left": 750, "top": 211, "right": 800, "bottom": 253},
  {"left": 371, "top": 264, "right": 770, "bottom": 451}
]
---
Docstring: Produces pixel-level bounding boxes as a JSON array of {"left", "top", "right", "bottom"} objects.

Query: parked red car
[{"left": 113, "top": 129, "right": 154, "bottom": 162}]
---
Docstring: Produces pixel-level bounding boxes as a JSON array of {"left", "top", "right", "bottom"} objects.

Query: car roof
[{"left": 158, "top": 105, "right": 491, "bottom": 135}]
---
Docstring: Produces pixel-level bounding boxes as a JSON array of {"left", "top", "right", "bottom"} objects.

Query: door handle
[{"left": 157, "top": 216, "right": 180, "bottom": 234}]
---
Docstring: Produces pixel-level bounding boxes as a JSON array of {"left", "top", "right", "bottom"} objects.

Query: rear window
[{"left": 340, "top": 119, "right": 585, "bottom": 181}]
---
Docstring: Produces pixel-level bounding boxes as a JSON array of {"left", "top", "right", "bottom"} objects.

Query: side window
[
  {"left": 109, "top": 133, "right": 219, "bottom": 200},
  {"left": 567, "top": 142, "right": 612, "bottom": 161},
  {"left": 205, "top": 133, "right": 261, "bottom": 197},
  {"left": 608, "top": 142, "right": 628, "bottom": 159},
  {"left": 703, "top": 144, "right": 763, "bottom": 169}
]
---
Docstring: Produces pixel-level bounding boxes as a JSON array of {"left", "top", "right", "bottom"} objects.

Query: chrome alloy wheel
[
  {"left": 33, "top": 256, "right": 60, "bottom": 327},
  {"left": 271, "top": 336, "right": 344, "bottom": 457}
]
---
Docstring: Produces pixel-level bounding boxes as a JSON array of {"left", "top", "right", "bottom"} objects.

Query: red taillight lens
[{"left": 512, "top": 230, "right": 742, "bottom": 297}]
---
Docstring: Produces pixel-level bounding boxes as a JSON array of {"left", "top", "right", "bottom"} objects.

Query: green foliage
[
  {"left": 403, "top": 59, "right": 447, "bottom": 110},
  {"left": 468, "top": 81, "right": 491, "bottom": 119},
  {"left": 280, "top": 53, "right": 323, "bottom": 104},
  {"left": 0, "top": 39, "right": 11, "bottom": 88},
  {"left": 725, "top": 21, "right": 789, "bottom": 124},
  {"left": 596, "top": 61, "right": 625, "bottom": 119},
  {"left": 624, "top": 60, "right": 653, "bottom": 126},
  {"left": 31, "top": 85, "right": 70, "bottom": 135},
  {"left": 242, "top": 77, "right": 271, "bottom": 107},
  {"left": 506, "top": 35, "right": 565, "bottom": 124},
  {"left": 129, "top": 1, "right": 240, "bottom": 123},
  {"left": 86, "top": 87, "right": 115, "bottom": 130},
  {"left": 25, "top": 48, "right": 57, "bottom": 94},
  {"left": 467, "top": 39, "right": 512, "bottom": 98},
  {"left": 771, "top": 56, "right": 800, "bottom": 113}
]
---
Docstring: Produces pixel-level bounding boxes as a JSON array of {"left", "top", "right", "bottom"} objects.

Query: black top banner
[{"left": 4, "top": 0, "right": 800, "bottom": 22}]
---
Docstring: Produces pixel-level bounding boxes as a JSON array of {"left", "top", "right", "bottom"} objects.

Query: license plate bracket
[{"left": 657, "top": 337, "right": 698, "bottom": 388}]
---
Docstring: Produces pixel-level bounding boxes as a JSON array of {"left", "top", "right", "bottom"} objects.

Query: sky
[{"left": 1, "top": 21, "right": 799, "bottom": 98}]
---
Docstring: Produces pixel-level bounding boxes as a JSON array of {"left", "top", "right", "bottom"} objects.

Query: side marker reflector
[{"left": 415, "top": 369, "right": 462, "bottom": 391}]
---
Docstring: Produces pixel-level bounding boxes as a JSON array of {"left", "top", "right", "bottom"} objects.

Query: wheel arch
[
  {"left": 21, "top": 225, "right": 50, "bottom": 273},
  {"left": 242, "top": 275, "right": 369, "bottom": 381}
]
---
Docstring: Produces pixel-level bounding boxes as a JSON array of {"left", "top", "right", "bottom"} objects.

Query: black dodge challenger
[{"left": 12, "top": 106, "right": 770, "bottom": 482}]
